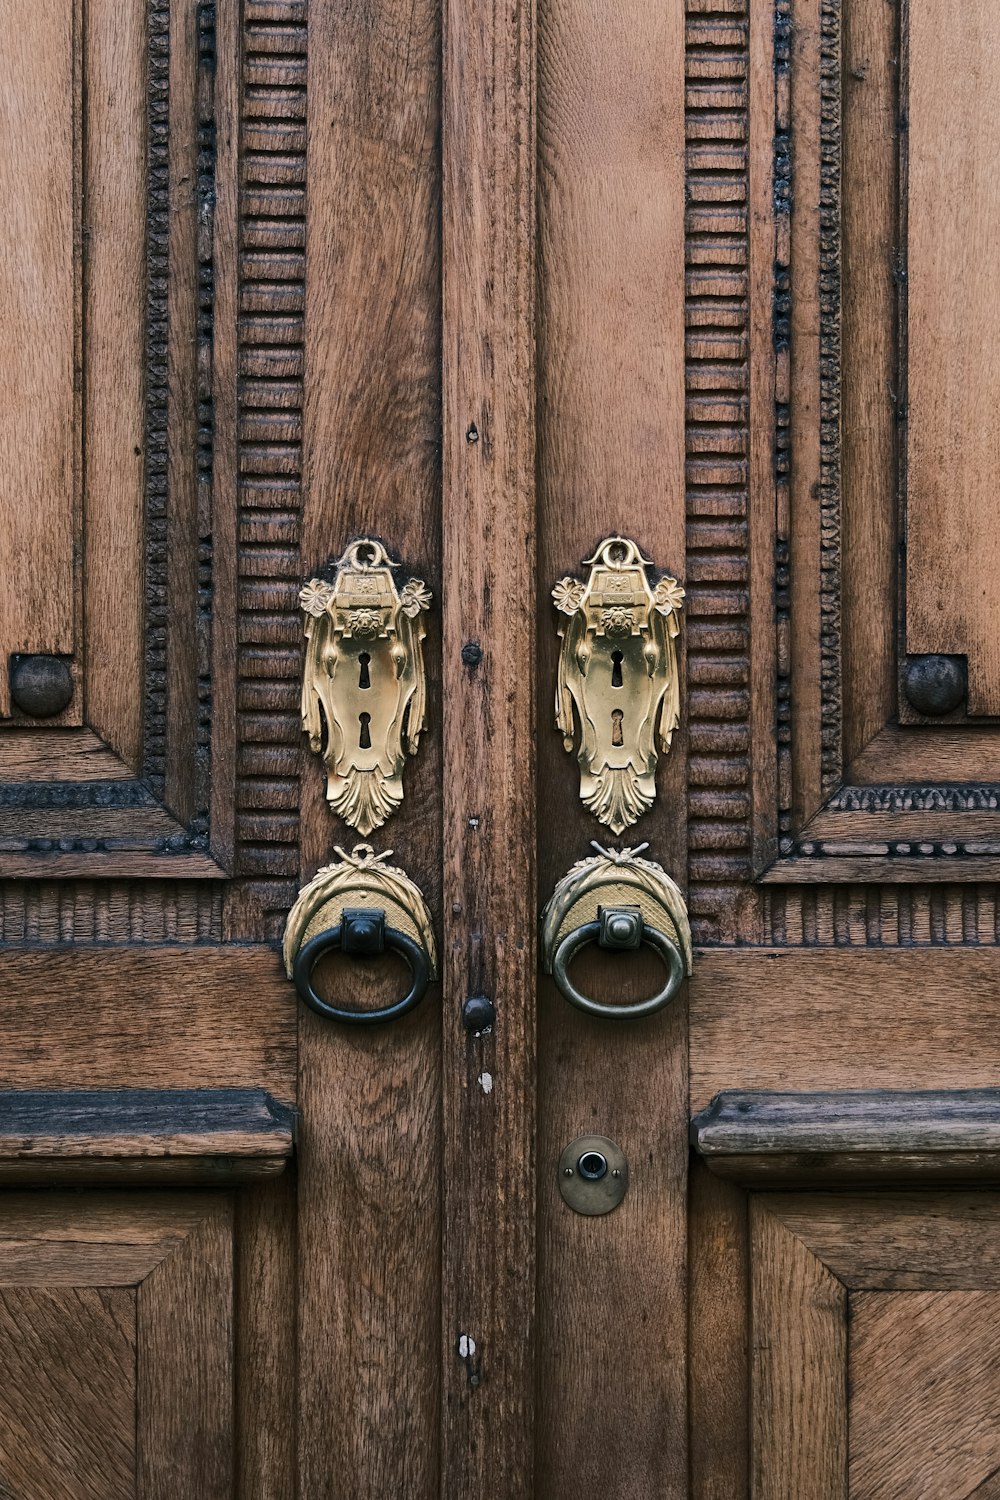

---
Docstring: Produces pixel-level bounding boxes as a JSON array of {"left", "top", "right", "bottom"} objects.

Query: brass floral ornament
[
  {"left": 553, "top": 537, "right": 685, "bottom": 833},
  {"left": 299, "top": 540, "right": 432, "bottom": 835}
]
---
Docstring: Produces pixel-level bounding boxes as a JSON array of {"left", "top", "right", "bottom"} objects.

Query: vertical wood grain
[
  {"left": 210, "top": 0, "right": 241, "bottom": 869},
  {"left": 748, "top": 0, "right": 779, "bottom": 868},
  {"left": 0, "top": 0, "right": 78, "bottom": 714},
  {"left": 236, "top": 1176, "right": 297, "bottom": 1498},
  {"left": 535, "top": 0, "right": 687, "bottom": 1489},
  {"left": 788, "top": 0, "right": 822, "bottom": 822},
  {"left": 84, "top": 0, "right": 147, "bottom": 765},
  {"left": 165, "top": 0, "right": 202, "bottom": 822},
  {"left": 690, "top": 1161, "right": 749, "bottom": 1500},
  {"left": 299, "top": 0, "right": 442, "bottom": 1490},
  {"left": 138, "top": 1198, "right": 234, "bottom": 1499},
  {"left": 751, "top": 1200, "right": 846, "bottom": 1499},
  {"left": 840, "top": 0, "right": 897, "bottom": 760},
  {"left": 905, "top": 0, "right": 1000, "bottom": 714},
  {"left": 440, "top": 0, "right": 536, "bottom": 1479}
]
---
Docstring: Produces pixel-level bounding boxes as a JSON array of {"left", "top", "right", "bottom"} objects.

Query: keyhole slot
[
  {"left": 610, "top": 649, "right": 623, "bottom": 688},
  {"left": 359, "top": 712, "right": 372, "bottom": 749},
  {"left": 611, "top": 709, "right": 624, "bottom": 747},
  {"left": 358, "top": 652, "right": 371, "bottom": 689}
]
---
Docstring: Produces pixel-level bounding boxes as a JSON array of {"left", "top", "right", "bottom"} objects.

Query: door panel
[
  {"left": 0, "top": 0, "right": 224, "bottom": 864},
  {"left": 0, "top": 1194, "right": 233, "bottom": 1500},
  {"left": 752, "top": 1195, "right": 1000, "bottom": 1500},
  {"left": 536, "top": 0, "right": 688, "bottom": 1485}
]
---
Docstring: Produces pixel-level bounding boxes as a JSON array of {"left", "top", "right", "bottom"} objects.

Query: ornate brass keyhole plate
[
  {"left": 299, "top": 540, "right": 432, "bottom": 835},
  {"left": 552, "top": 536, "right": 684, "bottom": 833}
]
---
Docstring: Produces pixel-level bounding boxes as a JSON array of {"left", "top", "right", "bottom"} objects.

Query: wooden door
[{"left": 3, "top": 0, "right": 998, "bottom": 1495}]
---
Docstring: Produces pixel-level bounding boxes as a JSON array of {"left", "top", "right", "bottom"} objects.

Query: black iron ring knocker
[
  {"left": 293, "top": 906, "right": 431, "bottom": 1025},
  {"left": 551, "top": 903, "right": 686, "bottom": 1020},
  {"left": 283, "top": 846, "right": 439, "bottom": 1026}
]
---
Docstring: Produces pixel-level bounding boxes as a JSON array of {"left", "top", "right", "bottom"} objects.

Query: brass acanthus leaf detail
[{"left": 299, "top": 578, "right": 334, "bottom": 617}]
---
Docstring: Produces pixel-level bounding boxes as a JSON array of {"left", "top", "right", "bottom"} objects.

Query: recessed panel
[
  {"left": 0, "top": 0, "right": 79, "bottom": 715},
  {"left": 0, "top": 1286, "right": 136, "bottom": 1498},
  {"left": 905, "top": 1, "right": 1000, "bottom": 717}
]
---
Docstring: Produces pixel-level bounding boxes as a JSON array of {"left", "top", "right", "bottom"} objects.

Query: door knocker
[
  {"left": 541, "top": 842, "right": 692, "bottom": 1019},
  {"left": 552, "top": 536, "right": 684, "bottom": 833},
  {"left": 283, "top": 843, "right": 438, "bottom": 1024},
  {"left": 299, "top": 539, "right": 432, "bottom": 835}
]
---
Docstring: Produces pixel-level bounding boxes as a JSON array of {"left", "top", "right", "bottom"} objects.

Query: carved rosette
[
  {"left": 299, "top": 540, "right": 432, "bottom": 835},
  {"left": 553, "top": 537, "right": 684, "bottom": 834}
]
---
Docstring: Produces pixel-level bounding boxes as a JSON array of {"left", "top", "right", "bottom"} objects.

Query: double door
[{"left": 2, "top": 0, "right": 1000, "bottom": 1494}]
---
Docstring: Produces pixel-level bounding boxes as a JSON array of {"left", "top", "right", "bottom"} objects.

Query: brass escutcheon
[
  {"left": 552, "top": 536, "right": 684, "bottom": 833},
  {"left": 299, "top": 539, "right": 432, "bottom": 835}
]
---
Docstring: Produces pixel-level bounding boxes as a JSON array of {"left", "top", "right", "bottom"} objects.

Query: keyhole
[
  {"left": 358, "top": 652, "right": 371, "bottom": 689},
  {"left": 611, "top": 709, "right": 624, "bottom": 747},
  {"left": 611, "top": 650, "right": 623, "bottom": 688},
  {"left": 359, "top": 712, "right": 372, "bottom": 749}
]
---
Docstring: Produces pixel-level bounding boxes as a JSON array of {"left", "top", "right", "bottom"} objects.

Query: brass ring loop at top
[{"left": 551, "top": 919, "right": 685, "bottom": 1019}]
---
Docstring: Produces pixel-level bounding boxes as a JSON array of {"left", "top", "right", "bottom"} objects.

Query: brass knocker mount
[
  {"left": 283, "top": 844, "right": 438, "bottom": 1025},
  {"left": 299, "top": 539, "right": 432, "bottom": 835},
  {"left": 541, "top": 843, "right": 692, "bottom": 1019}
]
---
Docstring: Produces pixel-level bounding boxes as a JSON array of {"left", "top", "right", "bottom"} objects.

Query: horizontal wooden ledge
[
  {"left": 0, "top": 1088, "right": 295, "bottom": 1183},
  {"left": 759, "top": 855, "right": 1000, "bottom": 882},
  {"left": 691, "top": 1089, "right": 1000, "bottom": 1185}
]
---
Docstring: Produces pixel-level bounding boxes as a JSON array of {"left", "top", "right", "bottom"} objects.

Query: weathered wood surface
[
  {"left": 840, "top": 0, "right": 897, "bottom": 761},
  {"left": 298, "top": 0, "right": 442, "bottom": 1484},
  {"left": 534, "top": 0, "right": 687, "bottom": 1484},
  {"left": 0, "top": 1087, "right": 293, "bottom": 1181},
  {"left": 0, "top": 1286, "right": 136, "bottom": 1497},
  {"left": 906, "top": 0, "right": 1000, "bottom": 714},
  {"left": 441, "top": 0, "right": 537, "bottom": 1472},
  {"left": 693, "top": 1088, "right": 1000, "bottom": 1183},
  {"left": 0, "top": 1194, "right": 234, "bottom": 1497},
  {"left": 768, "top": 1192, "right": 1000, "bottom": 1291},
  {"left": 851, "top": 1290, "right": 1000, "bottom": 1500},
  {"left": 689, "top": 1160, "right": 749, "bottom": 1500},
  {"left": 753, "top": 1193, "right": 1000, "bottom": 1495},
  {"left": 0, "top": 0, "right": 78, "bottom": 714},
  {"left": 691, "top": 949, "right": 1000, "bottom": 1111},
  {"left": 138, "top": 1197, "right": 234, "bottom": 1499},
  {"left": 751, "top": 1199, "right": 847, "bottom": 1500},
  {"left": 84, "top": 0, "right": 146, "bottom": 763},
  {"left": 0, "top": 947, "right": 296, "bottom": 1100},
  {"left": 237, "top": 1175, "right": 297, "bottom": 1499}
]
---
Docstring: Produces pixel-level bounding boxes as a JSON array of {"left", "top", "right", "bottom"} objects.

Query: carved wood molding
[
  {"left": 0, "top": 0, "right": 223, "bottom": 876},
  {"left": 742, "top": 0, "right": 1000, "bottom": 896}
]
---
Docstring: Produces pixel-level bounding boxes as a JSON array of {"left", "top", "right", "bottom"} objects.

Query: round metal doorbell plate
[{"left": 558, "top": 1134, "right": 629, "bottom": 1216}]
